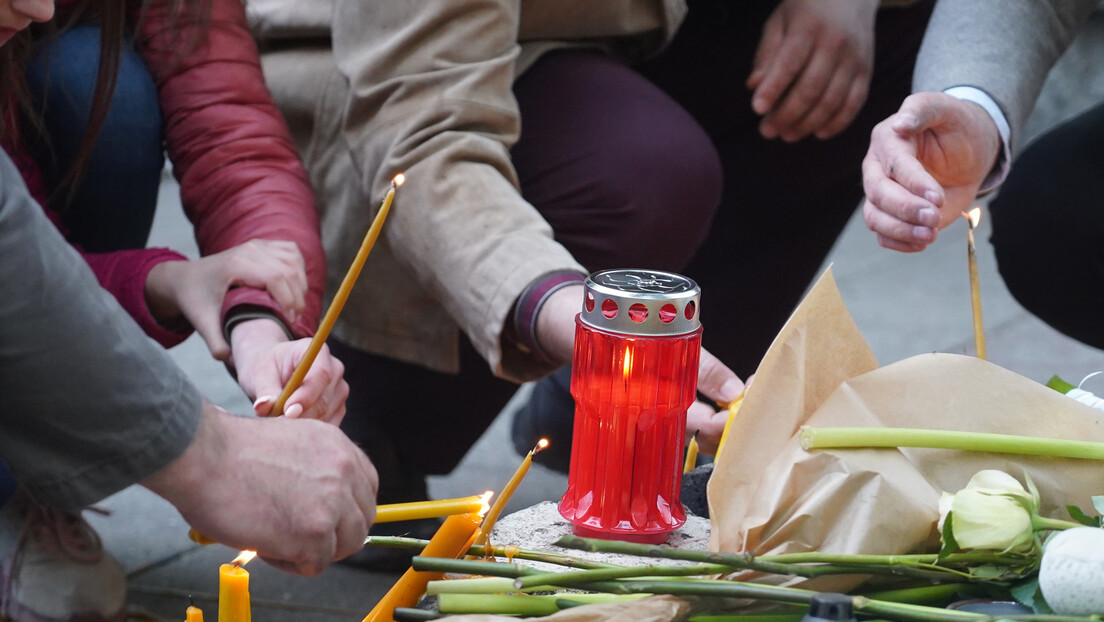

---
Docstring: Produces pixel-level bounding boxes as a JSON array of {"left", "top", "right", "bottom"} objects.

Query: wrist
[
  {"left": 229, "top": 317, "right": 290, "bottom": 368},
  {"left": 534, "top": 284, "right": 585, "bottom": 365},
  {"left": 144, "top": 261, "right": 188, "bottom": 329},
  {"left": 141, "top": 401, "right": 229, "bottom": 508}
]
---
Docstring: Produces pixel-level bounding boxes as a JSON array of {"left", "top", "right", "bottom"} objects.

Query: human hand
[
  {"left": 686, "top": 346, "right": 744, "bottom": 455},
  {"left": 748, "top": 0, "right": 878, "bottom": 141},
  {"left": 145, "top": 239, "right": 308, "bottom": 361},
  {"left": 534, "top": 284, "right": 585, "bottom": 366},
  {"left": 142, "top": 402, "right": 378, "bottom": 575},
  {"left": 861, "top": 92, "right": 1002, "bottom": 252},
  {"left": 230, "top": 318, "right": 348, "bottom": 425}
]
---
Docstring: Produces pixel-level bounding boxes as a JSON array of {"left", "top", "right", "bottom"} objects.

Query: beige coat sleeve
[{"left": 329, "top": 0, "right": 584, "bottom": 379}]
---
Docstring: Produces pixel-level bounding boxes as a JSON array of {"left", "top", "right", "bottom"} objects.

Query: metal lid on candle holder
[{"left": 579, "top": 269, "right": 700, "bottom": 337}]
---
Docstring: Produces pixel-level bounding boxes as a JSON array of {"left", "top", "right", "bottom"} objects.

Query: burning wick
[
  {"left": 219, "top": 551, "right": 255, "bottom": 621},
  {"left": 232, "top": 550, "right": 257, "bottom": 567},
  {"left": 963, "top": 208, "right": 986, "bottom": 360},
  {"left": 475, "top": 439, "right": 549, "bottom": 548}
]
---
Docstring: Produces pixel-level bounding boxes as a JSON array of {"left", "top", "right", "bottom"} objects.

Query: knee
[
  {"left": 27, "top": 25, "right": 162, "bottom": 153},
  {"left": 592, "top": 123, "right": 722, "bottom": 271}
]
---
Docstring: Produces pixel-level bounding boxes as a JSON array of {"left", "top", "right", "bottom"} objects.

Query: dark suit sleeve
[{"left": 0, "top": 150, "right": 202, "bottom": 511}]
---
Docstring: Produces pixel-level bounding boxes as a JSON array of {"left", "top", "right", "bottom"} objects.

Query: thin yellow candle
[
  {"left": 375, "top": 494, "right": 488, "bottom": 523},
  {"left": 475, "top": 439, "right": 548, "bottom": 547},
  {"left": 272, "top": 173, "right": 405, "bottom": 415},
  {"left": 186, "top": 604, "right": 205, "bottom": 622},
  {"left": 218, "top": 550, "right": 255, "bottom": 622},
  {"left": 963, "top": 208, "right": 986, "bottom": 360},
  {"left": 683, "top": 430, "right": 700, "bottom": 473},
  {"left": 714, "top": 391, "right": 746, "bottom": 459},
  {"left": 363, "top": 509, "right": 486, "bottom": 622}
]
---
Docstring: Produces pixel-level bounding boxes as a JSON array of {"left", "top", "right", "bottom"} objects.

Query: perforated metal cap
[{"left": 580, "top": 269, "right": 700, "bottom": 337}]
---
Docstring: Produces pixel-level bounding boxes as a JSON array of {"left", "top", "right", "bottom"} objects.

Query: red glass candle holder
[{"left": 558, "top": 269, "right": 701, "bottom": 543}]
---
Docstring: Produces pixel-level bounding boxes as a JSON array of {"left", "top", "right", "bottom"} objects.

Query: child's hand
[{"left": 145, "top": 239, "right": 307, "bottom": 359}]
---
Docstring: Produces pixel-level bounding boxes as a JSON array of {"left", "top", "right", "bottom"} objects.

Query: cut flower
[{"left": 939, "top": 470, "right": 1037, "bottom": 554}]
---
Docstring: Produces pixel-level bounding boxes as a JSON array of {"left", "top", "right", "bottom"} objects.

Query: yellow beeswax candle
[
  {"left": 715, "top": 392, "right": 745, "bottom": 459},
  {"left": 186, "top": 605, "right": 205, "bottom": 622},
  {"left": 218, "top": 563, "right": 250, "bottom": 622},
  {"left": 375, "top": 495, "right": 487, "bottom": 523},
  {"left": 683, "top": 430, "right": 700, "bottom": 474},
  {"left": 476, "top": 439, "right": 547, "bottom": 546},
  {"left": 363, "top": 512, "right": 482, "bottom": 622},
  {"left": 273, "top": 173, "right": 404, "bottom": 415},
  {"left": 963, "top": 208, "right": 986, "bottom": 360}
]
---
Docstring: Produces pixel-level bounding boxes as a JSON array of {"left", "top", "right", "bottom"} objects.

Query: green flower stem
[
  {"left": 437, "top": 593, "right": 647, "bottom": 616},
  {"left": 859, "top": 583, "right": 978, "bottom": 605},
  {"left": 798, "top": 426, "right": 1104, "bottom": 460},
  {"left": 391, "top": 607, "right": 440, "bottom": 621},
  {"left": 410, "top": 556, "right": 541, "bottom": 578},
  {"left": 426, "top": 577, "right": 549, "bottom": 595},
  {"left": 554, "top": 536, "right": 1021, "bottom": 581},
  {"left": 513, "top": 563, "right": 734, "bottom": 589},
  {"left": 1032, "top": 515, "right": 1082, "bottom": 532},
  {"left": 689, "top": 612, "right": 805, "bottom": 622},
  {"left": 364, "top": 535, "right": 619, "bottom": 569}
]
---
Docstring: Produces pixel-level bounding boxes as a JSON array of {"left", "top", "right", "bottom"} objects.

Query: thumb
[
  {"left": 193, "top": 314, "right": 232, "bottom": 361},
  {"left": 696, "top": 347, "right": 744, "bottom": 405}
]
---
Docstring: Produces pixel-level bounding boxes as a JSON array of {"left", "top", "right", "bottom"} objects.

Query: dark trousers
[
  {"left": 990, "top": 100, "right": 1104, "bottom": 350},
  {"left": 337, "top": 0, "right": 934, "bottom": 497}
]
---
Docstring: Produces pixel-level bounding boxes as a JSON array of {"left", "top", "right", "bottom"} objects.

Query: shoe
[
  {"left": 0, "top": 491, "right": 126, "bottom": 622},
  {"left": 510, "top": 366, "right": 575, "bottom": 473}
]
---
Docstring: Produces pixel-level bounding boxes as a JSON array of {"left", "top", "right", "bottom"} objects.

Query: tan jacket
[{"left": 250, "top": 0, "right": 685, "bottom": 382}]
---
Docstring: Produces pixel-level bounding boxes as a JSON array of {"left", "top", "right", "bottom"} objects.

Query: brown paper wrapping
[{"left": 709, "top": 268, "right": 1104, "bottom": 591}]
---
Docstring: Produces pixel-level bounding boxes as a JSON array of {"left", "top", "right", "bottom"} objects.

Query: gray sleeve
[
  {"left": 913, "top": 0, "right": 1095, "bottom": 152},
  {"left": 0, "top": 151, "right": 203, "bottom": 511}
]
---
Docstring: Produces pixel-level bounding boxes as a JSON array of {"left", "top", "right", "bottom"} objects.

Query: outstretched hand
[
  {"left": 748, "top": 0, "right": 878, "bottom": 142},
  {"left": 861, "top": 92, "right": 1002, "bottom": 251},
  {"left": 687, "top": 346, "right": 744, "bottom": 455},
  {"left": 145, "top": 239, "right": 308, "bottom": 360}
]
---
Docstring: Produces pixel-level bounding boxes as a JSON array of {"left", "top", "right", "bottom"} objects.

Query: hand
[
  {"left": 686, "top": 346, "right": 744, "bottom": 455},
  {"left": 748, "top": 0, "right": 878, "bottom": 141},
  {"left": 534, "top": 284, "right": 585, "bottom": 366},
  {"left": 142, "top": 402, "right": 378, "bottom": 575},
  {"left": 861, "top": 92, "right": 1002, "bottom": 252},
  {"left": 231, "top": 318, "right": 348, "bottom": 425},
  {"left": 145, "top": 239, "right": 308, "bottom": 360}
]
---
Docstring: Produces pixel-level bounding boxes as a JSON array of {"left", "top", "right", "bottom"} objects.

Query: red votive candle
[{"left": 559, "top": 269, "right": 701, "bottom": 543}]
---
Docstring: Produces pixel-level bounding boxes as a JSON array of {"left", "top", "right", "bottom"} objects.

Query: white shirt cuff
[{"left": 943, "top": 86, "right": 1012, "bottom": 195}]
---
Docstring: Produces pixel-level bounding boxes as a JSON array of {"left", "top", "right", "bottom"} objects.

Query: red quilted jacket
[{"left": 5, "top": 0, "right": 324, "bottom": 347}]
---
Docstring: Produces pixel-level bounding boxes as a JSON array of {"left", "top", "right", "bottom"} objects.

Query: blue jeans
[
  {"left": 23, "top": 24, "right": 164, "bottom": 252},
  {"left": 0, "top": 25, "right": 165, "bottom": 503}
]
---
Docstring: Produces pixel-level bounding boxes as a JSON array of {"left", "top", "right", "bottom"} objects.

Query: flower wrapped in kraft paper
[{"left": 708, "top": 268, "right": 1104, "bottom": 592}]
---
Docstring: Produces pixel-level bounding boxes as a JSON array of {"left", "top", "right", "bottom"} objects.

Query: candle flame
[
  {"left": 478, "top": 491, "right": 494, "bottom": 517},
  {"left": 535, "top": 438, "right": 549, "bottom": 454},
  {"left": 392, "top": 173, "right": 406, "bottom": 187},
  {"left": 232, "top": 550, "right": 257, "bottom": 566},
  {"left": 963, "top": 207, "right": 982, "bottom": 229},
  {"left": 622, "top": 346, "right": 634, "bottom": 380}
]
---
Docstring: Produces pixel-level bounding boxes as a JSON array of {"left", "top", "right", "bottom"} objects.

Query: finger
[
  {"left": 686, "top": 401, "right": 727, "bottom": 455},
  {"left": 877, "top": 232, "right": 930, "bottom": 253},
  {"left": 696, "top": 347, "right": 744, "bottom": 405},
  {"left": 765, "top": 42, "right": 837, "bottom": 139},
  {"left": 861, "top": 198, "right": 936, "bottom": 249},
  {"left": 861, "top": 152, "right": 943, "bottom": 229},
  {"left": 193, "top": 313, "right": 232, "bottom": 361},
  {"left": 253, "top": 394, "right": 275, "bottom": 417},
  {"left": 815, "top": 69, "right": 869, "bottom": 139},
  {"left": 333, "top": 510, "right": 370, "bottom": 562},
  {"left": 747, "top": 10, "right": 785, "bottom": 93},
  {"left": 751, "top": 25, "right": 815, "bottom": 119}
]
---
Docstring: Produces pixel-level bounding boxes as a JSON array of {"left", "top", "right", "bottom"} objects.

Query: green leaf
[
  {"left": 1092, "top": 494, "right": 1104, "bottom": 516},
  {"left": 1009, "top": 578, "right": 1054, "bottom": 615},
  {"left": 1022, "top": 471, "right": 1041, "bottom": 508},
  {"left": 1066, "top": 504, "right": 1100, "bottom": 527},
  {"left": 938, "top": 513, "right": 959, "bottom": 558},
  {"left": 1047, "top": 376, "right": 1076, "bottom": 393}
]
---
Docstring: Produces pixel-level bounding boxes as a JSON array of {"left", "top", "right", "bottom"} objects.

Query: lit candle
[
  {"left": 273, "top": 173, "right": 405, "bottom": 415},
  {"left": 683, "top": 430, "right": 700, "bottom": 474},
  {"left": 714, "top": 392, "right": 746, "bottom": 459},
  {"left": 186, "top": 604, "right": 204, "bottom": 622},
  {"left": 375, "top": 494, "right": 489, "bottom": 523},
  {"left": 363, "top": 507, "right": 487, "bottom": 622},
  {"left": 218, "top": 550, "right": 255, "bottom": 622},
  {"left": 963, "top": 208, "right": 986, "bottom": 360},
  {"left": 475, "top": 439, "right": 548, "bottom": 547}
]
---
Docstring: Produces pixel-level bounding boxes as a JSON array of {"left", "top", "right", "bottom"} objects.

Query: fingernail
[
  {"left": 719, "top": 378, "right": 743, "bottom": 403},
  {"left": 919, "top": 208, "right": 940, "bottom": 228},
  {"left": 285, "top": 403, "right": 304, "bottom": 418},
  {"left": 913, "top": 226, "right": 935, "bottom": 242},
  {"left": 924, "top": 189, "right": 943, "bottom": 206},
  {"left": 253, "top": 395, "right": 273, "bottom": 409}
]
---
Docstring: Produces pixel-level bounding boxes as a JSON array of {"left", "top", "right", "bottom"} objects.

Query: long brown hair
[{"left": 1, "top": 0, "right": 210, "bottom": 210}]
